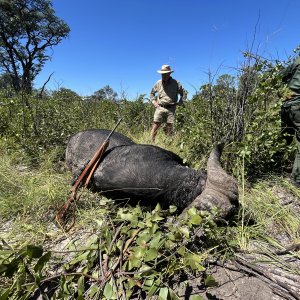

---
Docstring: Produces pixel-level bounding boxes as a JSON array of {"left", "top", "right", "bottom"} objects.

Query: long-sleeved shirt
[
  {"left": 281, "top": 56, "right": 300, "bottom": 98},
  {"left": 150, "top": 77, "right": 187, "bottom": 105}
]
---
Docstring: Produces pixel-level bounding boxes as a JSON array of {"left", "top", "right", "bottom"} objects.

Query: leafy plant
[{"left": 0, "top": 204, "right": 222, "bottom": 299}]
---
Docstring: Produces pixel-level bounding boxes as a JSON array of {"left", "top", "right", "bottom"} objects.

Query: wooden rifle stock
[{"left": 55, "top": 119, "right": 122, "bottom": 228}]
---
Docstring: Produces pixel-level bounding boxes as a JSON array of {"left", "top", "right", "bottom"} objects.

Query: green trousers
[{"left": 281, "top": 100, "right": 300, "bottom": 183}]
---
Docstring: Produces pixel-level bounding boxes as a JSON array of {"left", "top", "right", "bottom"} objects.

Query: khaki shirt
[{"left": 150, "top": 77, "right": 187, "bottom": 105}]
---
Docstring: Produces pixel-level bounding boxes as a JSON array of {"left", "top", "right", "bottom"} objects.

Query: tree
[
  {"left": 0, "top": 0, "right": 70, "bottom": 93},
  {"left": 51, "top": 87, "right": 81, "bottom": 102},
  {"left": 0, "top": 72, "right": 13, "bottom": 90},
  {"left": 92, "top": 85, "right": 118, "bottom": 101},
  {"left": 215, "top": 74, "right": 236, "bottom": 91}
]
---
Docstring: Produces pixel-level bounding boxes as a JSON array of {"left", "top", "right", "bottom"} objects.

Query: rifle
[{"left": 55, "top": 118, "right": 122, "bottom": 229}]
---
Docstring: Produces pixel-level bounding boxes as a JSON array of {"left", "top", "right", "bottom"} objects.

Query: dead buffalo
[{"left": 66, "top": 129, "right": 238, "bottom": 219}]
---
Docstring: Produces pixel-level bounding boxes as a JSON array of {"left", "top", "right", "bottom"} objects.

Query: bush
[{"left": 0, "top": 51, "right": 298, "bottom": 177}]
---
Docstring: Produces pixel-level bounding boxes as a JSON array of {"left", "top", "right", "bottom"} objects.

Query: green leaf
[
  {"left": 136, "top": 232, "right": 151, "bottom": 245},
  {"left": 127, "top": 278, "right": 137, "bottom": 289},
  {"left": 146, "top": 217, "right": 153, "bottom": 228},
  {"left": 150, "top": 231, "right": 162, "bottom": 248},
  {"left": 132, "top": 205, "right": 143, "bottom": 216},
  {"left": 150, "top": 222, "right": 159, "bottom": 234},
  {"left": 144, "top": 248, "right": 158, "bottom": 262},
  {"left": 128, "top": 257, "right": 142, "bottom": 270},
  {"left": 177, "top": 246, "right": 186, "bottom": 256},
  {"left": 0, "top": 288, "right": 10, "bottom": 300},
  {"left": 132, "top": 246, "right": 146, "bottom": 259},
  {"left": 169, "top": 205, "right": 177, "bottom": 213},
  {"left": 25, "top": 245, "right": 43, "bottom": 258},
  {"left": 116, "top": 239, "right": 123, "bottom": 251},
  {"left": 77, "top": 276, "right": 85, "bottom": 300},
  {"left": 190, "top": 296, "right": 205, "bottom": 300},
  {"left": 189, "top": 214, "right": 202, "bottom": 225},
  {"left": 5, "top": 259, "right": 20, "bottom": 277},
  {"left": 103, "top": 282, "right": 113, "bottom": 299},
  {"left": 126, "top": 290, "right": 133, "bottom": 299},
  {"left": 184, "top": 254, "right": 205, "bottom": 271},
  {"left": 143, "top": 278, "right": 154, "bottom": 289},
  {"left": 152, "top": 212, "right": 164, "bottom": 222},
  {"left": 87, "top": 284, "right": 99, "bottom": 298},
  {"left": 178, "top": 226, "right": 189, "bottom": 238},
  {"left": 187, "top": 206, "right": 197, "bottom": 216},
  {"left": 62, "top": 279, "right": 73, "bottom": 296},
  {"left": 204, "top": 274, "right": 218, "bottom": 287},
  {"left": 69, "top": 251, "right": 89, "bottom": 265},
  {"left": 118, "top": 211, "right": 138, "bottom": 224},
  {"left": 87, "top": 235, "right": 99, "bottom": 247},
  {"left": 34, "top": 251, "right": 51, "bottom": 272},
  {"left": 146, "top": 278, "right": 161, "bottom": 296},
  {"left": 159, "top": 287, "right": 169, "bottom": 300},
  {"left": 169, "top": 288, "right": 181, "bottom": 300},
  {"left": 173, "top": 231, "right": 182, "bottom": 240},
  {"left": 153, "top": 203, "right": 161, "bottom": 212},
  {"left": 139, "top": 264, "right": 152, "bottom": 274},
  {"left": 164, "top": 239, "right": 175, "bottom": 249}
]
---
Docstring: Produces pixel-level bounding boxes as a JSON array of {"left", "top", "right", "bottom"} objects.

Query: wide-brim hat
[{"left": 157, "top": 64, "right": 174, "bottom": 74}]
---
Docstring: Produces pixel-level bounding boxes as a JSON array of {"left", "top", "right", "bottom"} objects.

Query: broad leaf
[
  {"left": 190, "top": 214, "right": 202, "bottom": 225},
  {"left": 204, "top": 274, "right": 218, "bottom": 287},
  {"left": 103, "top": 282, "right": 113, "bottom": 299},
  {"left": 128, "top": 257, "right": 142, "bottom": 270},
  {"left": 136, "top": 232, "right": 151, "bottom": 246},
  {"left": 34, "top": 251, "right": 51, "bottom": 272},
  {"left": 159, "top": 287, "right": 169, "bottom": 300},
  {"left": 178, "top": 226, "right": 190, "bottom": 238},
  {"left": 144, "top": 248, "right": 158, "bottom": 262},
  {"left": 169, "top": 205, "right": 177, "bottom": 213},
  {"left": 25, "top": 245, "right": 43, "bottom": 258}
]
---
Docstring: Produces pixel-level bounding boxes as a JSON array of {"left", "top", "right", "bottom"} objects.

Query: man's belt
[
  {"left": 159, "top": 103, "right": 176, "bottom": 108},
  {"left": 282, "top": 97, "right": 300, "bottom": 108}
]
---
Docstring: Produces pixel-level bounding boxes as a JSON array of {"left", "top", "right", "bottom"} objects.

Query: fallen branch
[
  {"left": 234, "top": 255, "right": 300, "bottom": 300},
  {"left": 275, "top": 243, "right": 300, "bottom": 255}
]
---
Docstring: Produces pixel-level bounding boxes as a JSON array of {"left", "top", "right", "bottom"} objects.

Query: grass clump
[
  {"left": 0, "top": 140, "right": 70, "bottom": 243},
  {"left": 228, "top": 176, "right": 300, "bottom": 253}
]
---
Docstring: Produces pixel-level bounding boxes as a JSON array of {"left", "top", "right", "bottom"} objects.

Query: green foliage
[
  {"left": 175, "top": 96, "right": 212, "bottom": 166},
  {"left": 118, "top": 96, "right": 153, "bottom": 134},
  {"left": 175, "top": 51, "right": 299, "bottom": 176},
  {"left": 0, "top": 0, "right": 70, "bottom": 92},
  {"left": 234, "top": 55, "right": 295, "bottom": 177},
  {"left": 0, "top": 241, "right": 51, "bottom": 300},
  {"left": 0, "top": 90, "right": 153, "bottom": 164},
  {"left": 228, "top": 176, "right": 300, "bottom": 251},
  {"left": 90, "top": 85, "right": 118, "bottom": 101},
  {"left": 1, "top": 47, "right": 298, "bottom": 175},
  {"left": 0, "top": 205, "right": 221, "bottom": 299},
  {"left": 0, "top": 139, "right": 70, "bottom": 221}
]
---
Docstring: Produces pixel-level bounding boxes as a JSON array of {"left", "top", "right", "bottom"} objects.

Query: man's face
[{"left": 162, "top": 73, "right": 171, "bottom": 81}]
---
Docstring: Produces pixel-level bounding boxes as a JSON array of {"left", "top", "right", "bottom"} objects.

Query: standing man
[
  {"left": 150, "top": 64, "right": 187, "bottom": 142},
  {"left": 280, "top": 55, "right": 300, "bottom": 187}
]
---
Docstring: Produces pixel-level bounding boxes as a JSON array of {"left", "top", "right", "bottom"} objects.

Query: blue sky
[{"left": 35, "top": 0, "right": 300, "bottom": 99}]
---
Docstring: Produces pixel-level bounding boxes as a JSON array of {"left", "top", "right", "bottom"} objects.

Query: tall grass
[
  {"left": 0, "top": 140, "right": 71, "bottom": 243},
  {"left": 230, "top": 176, "right": 300, "bottom": 252}
]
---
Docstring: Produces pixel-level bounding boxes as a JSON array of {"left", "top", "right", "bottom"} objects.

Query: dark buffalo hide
[{"left": 66, "top": 129, "right": 238, "bottom": 218}]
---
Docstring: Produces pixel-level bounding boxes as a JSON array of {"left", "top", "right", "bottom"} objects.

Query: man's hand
[{"left": 152, "top": 101, "right": 160, "bottom": 108}]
